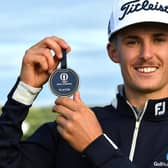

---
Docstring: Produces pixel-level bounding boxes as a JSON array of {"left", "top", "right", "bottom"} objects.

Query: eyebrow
[
  {"left": 153, "top": 33, "right": 168, "bottom": 37},
  {"left": 123, "top": 33, "right": 168, "bottom": 39},
  {"left": 123, "top": 35, "right": 139, "bottom": 40}
]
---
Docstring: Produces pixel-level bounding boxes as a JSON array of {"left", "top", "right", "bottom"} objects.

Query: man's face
[{"left": 108, "top": 23, "right": 168, "bottom": 97}]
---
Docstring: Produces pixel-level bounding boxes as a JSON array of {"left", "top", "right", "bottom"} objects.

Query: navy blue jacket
[{"left": 0, "top": 80, "right": 168, "bottom": 168}]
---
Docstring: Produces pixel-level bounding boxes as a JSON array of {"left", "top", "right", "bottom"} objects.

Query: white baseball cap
[{"left": 108, "top": 0, "right": 168, "bottom": 40}]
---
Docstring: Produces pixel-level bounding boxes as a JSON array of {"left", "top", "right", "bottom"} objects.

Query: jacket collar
[{"left": 112, "top": 85, "right": 168, "bottom": 121}]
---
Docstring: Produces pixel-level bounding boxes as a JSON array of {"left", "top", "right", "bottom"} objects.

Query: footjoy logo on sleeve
[{"left": 119, "top": 0, "right": 168, "bottom": 20}]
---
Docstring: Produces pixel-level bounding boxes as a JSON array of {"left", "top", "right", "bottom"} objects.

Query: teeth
[{"left": 137, "top": 67, "right": 157, "bottom": 73}]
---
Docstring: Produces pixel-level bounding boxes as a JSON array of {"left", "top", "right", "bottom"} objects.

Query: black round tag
[{"left": 49, "top": 68, "right": 79, "bottom": 96}]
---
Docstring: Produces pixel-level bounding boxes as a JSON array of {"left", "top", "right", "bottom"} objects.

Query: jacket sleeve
[
  {"left": 83, "top": 135, "right": 137, "bottom": 168},
  {"left": 0, "top": 79, "right": 56, "bottom": 168},
  {"left": 0, "top": 79, "right": 138, "bottom": 168}
]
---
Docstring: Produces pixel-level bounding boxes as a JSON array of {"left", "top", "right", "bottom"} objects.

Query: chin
[{"left": 134, "top": 84, "right": 163, "bottom": 94}]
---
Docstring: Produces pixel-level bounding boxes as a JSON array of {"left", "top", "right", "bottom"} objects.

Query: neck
[{"left": 124, "top": 86, "right": 168, "bottom": 111}]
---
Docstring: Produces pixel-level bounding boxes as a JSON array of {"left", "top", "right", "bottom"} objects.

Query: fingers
[
  {"left": 55, "top": 96, "right": 80, "bottom": 112},
  {"left": 53, "top": 103, "right": 73, "bottom": 119},
  {"left": 32, "top": 36, "right": 71, "bottom": 59},
  {"left": 24, "top": 48, "right": 55, "bottom": 72},
  {"left": 53, "top": 92, "right": 103, "bottom": 152},
  {"left": 53, "top": 91, "right": 82, "bottom": 120},
  {"left": 26, "top": 36, "right": 71, "bottom": 72},
  {"left": 73, "top": 91, "right": 81, "bottom": 102},
  {"left": 20, "top": 36, "right": 71, "bottom": 87}
]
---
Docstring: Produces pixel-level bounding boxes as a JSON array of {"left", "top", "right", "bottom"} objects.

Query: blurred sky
[{"left": 0, "top": 0, "right": 123, "bottom": 107}]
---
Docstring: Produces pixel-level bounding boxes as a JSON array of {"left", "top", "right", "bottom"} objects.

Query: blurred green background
[{"left": 0, "top": 106, "right": 56, "bottom": 139}]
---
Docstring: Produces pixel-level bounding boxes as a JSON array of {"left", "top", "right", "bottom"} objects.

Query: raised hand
[
  {"left": 53, "top": 92, "right": 103, "bottom": 152},
  {"left": 20, "top": 36, "right": 71, "bottom": 88}
]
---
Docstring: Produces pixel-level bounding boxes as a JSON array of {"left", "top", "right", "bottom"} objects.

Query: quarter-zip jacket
[{"left": 0, "top": 80, "right": 168, "bottom": 168}]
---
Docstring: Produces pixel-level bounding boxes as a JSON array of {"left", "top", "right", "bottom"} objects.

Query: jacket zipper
[
  {"left": 126, "top": 101, "right": 148, "bottom": 162},
  {"left": 129, "top": 121, "right": 140, "bottom": 161}
]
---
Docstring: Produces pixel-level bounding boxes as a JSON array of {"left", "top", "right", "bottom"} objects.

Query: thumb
[{"left": 73, "top": 91, "right": 81, "bottom": 102}]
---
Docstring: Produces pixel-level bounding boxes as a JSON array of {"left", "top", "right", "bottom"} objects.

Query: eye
[
  {"left": 154, "top": 37, "right": 166, "bottom": 43},
  {"left": 153, "top": 34, "right": 168, "bottom": 44},
  {"left": 126, "top": 39, "right": 139, "bottom": 46}
]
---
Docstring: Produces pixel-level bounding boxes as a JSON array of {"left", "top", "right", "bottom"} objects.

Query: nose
[{"left": 140, "top": 41, "right": 153, "bottom": 60}]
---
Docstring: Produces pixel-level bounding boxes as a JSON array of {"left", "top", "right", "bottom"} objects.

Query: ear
[{"left": 107, "top": 42, "right": 120, "bottom": 63}]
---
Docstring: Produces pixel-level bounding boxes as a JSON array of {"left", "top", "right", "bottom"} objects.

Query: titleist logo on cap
[{"left": 119, "top": 0, "right": 168, "bottom": 20}]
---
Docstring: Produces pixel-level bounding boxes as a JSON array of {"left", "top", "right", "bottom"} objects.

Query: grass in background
[
  {"left": 0, "top": 106, "right": 56, "bottom": 139},
  {"left": 22, "top": 106, "right": 56, "bottom": 139}
]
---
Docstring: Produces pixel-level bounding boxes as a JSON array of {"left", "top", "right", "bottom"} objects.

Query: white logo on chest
[{"left": 155, "top": 102, "right": 166, "bottom": 116}]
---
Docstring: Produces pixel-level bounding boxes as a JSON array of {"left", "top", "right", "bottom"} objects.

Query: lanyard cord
[{"left": 61, "top": 49, "right": 67, "bottom": 69}]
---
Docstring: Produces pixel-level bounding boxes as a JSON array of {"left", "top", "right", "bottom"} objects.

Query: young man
[{"left": 1, "top": 0, "right": 168, "bottom": 167}]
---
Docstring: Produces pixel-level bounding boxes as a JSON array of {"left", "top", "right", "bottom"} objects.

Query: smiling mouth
[{"left": 135, "top": 67, "right": 158, "bottom": 73}]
